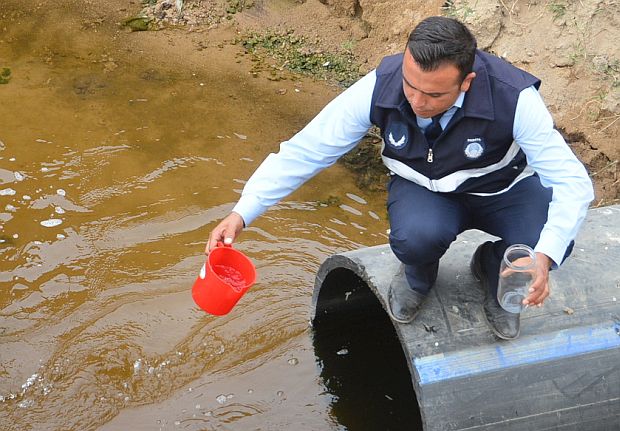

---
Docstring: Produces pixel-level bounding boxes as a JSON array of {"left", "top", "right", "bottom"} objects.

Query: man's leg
[
  {"left": 468, "top": 175, "right": 556, "bottom": 339},
  {"left": 387, "top": 175, "right": 466, "bottom": 322}
]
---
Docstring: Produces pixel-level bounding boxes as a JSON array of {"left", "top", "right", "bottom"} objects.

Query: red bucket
[{"left": 192, "top": 242, "right": 256, "bottom": 316}]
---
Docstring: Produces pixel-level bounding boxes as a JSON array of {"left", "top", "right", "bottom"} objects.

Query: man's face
[{"left": 402, "top": 49, "right": 475, "bottom": 119}]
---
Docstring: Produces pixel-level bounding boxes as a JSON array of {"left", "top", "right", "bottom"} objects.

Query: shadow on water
[{"left": 312, "top": 268, "right": 423, "bottom": 431}]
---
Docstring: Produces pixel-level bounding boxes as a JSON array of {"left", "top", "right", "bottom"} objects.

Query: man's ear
[{"left": 460, "top": 72, "right": 476, "bottom": 92}]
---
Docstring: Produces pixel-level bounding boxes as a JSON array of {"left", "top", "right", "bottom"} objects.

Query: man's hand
[
  {"left": 523, "top": 252, "right": 552, "bottom": 307},
  {"left": 206, "top": 212, "right": 245, "bottom": 253}
]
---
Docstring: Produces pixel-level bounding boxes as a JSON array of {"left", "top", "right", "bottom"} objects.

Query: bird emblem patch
[{"left": 385, "top": 123, "right": 409, "bottom": 149}]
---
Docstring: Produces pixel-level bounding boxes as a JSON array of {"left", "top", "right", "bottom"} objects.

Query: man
[{"left": 207, "top": 16, "right": 594, "bottom": 340}]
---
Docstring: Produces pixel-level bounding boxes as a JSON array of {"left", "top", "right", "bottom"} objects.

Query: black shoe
[
  {"left": 387, "top": 264, "right": 427, "bottom": 324},
  {"left": 470, "top": 242, "right": 520, "bottom": 340}
]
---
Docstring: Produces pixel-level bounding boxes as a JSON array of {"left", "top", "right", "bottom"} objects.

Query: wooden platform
[{"left": 312, "top": 205, "right": 620, "bottom": 430}]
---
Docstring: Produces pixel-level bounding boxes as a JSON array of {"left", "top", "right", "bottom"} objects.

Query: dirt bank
[{"left": 149, "top": 0, "right": 619, "bottom": 205}]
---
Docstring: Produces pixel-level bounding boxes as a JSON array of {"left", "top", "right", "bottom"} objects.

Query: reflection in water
[{"left": 313, "top": 269, "right": 423, "bottom": 430}]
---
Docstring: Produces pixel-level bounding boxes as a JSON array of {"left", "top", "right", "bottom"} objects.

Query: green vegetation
[
  {"left": 0, "top": 67, "right": 11, "bottom": 84},
  {"left": 568, "top": 40, "right": 586, "bottom": 66},
  {"left": 226, "top": 0, "right": 255, "bottom": 16},
  {"left": 548, "top": 1, "right": 568, "bottom": 20},
  {"left": 341, "top": 39, "right": 356, "bottom": 52},
  {"left": 122, "top": 16, "right": 153, "bottom": 31},
  {"left": 316, "top": 195, "right": 342, "bottom": 207},
  {"left": 593, "top": 56, "right": 620, "bottom": 88},
  {"left": 441, "top": 0, "right": 475, "bottom": 21},
  {"left": 559, "top": 16, "right": 618, "bottom": 88},
  {"left": 238, "top": 29, "right": 362, "bottom": 86}
]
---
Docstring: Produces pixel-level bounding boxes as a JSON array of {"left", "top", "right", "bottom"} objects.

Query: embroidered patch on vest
[
  {"left": 385, "top": 123, "right": 408, "bottom": 149},
  {"left": 463, "top": 137, "right": 485, "bottom": 159}
]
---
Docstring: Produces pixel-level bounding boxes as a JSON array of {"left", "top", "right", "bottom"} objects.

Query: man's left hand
[{"left": 523, "top": 252, "right": 552, "bottom": 307}]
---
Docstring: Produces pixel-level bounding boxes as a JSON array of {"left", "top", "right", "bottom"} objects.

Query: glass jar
[{"left": 497, "top": 244, "right": 536, "bottom": 313}]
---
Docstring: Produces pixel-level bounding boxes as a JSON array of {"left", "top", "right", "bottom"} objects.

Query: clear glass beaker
[{"left": 497, "top": 244, "right": 536, "bottom": 313}]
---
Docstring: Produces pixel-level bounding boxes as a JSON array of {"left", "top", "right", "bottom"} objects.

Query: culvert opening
[{"left": 312, "top": 267, "right": 423, "bottom": 430}]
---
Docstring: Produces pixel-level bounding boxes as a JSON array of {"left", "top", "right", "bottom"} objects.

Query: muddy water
[{"left": 0, "top": 2, "right": 418, "bottom": 430}]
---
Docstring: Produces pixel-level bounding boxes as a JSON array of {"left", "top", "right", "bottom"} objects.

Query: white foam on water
[
  {"left": 56, "top": 189, "right": 66, "bottom": 196},
  {"left": 0, "top": 188, "right": 16, "bottom": 196},
  {"left": 41, "top": 219, "right": 63, "bottom": 227},
  {"left": 21, "top": 373, "right": 39, "bottom": 390},
  {"left": 14, "top": 172, "right": 24, "bottom": 181},
  {"left": 18, "top": 399, "right": 34, "bottom": 408},
  {"left": 346, "top": 192, "right": 367, "bottom": 205}
]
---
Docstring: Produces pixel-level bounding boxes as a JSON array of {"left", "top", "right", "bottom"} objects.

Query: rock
[
  {"left": 553, "top": 56, "right": 575, "bottom": 68},
  {"left": 601, "top": 89, "right": 620, "bottom": 115},
  {"left": 455, "top": 2, "right": 503, "bottom": 51}
]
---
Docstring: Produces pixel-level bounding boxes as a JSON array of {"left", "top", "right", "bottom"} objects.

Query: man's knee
[{"left": 389, "top": 223, "right": 455, "bottom": 264}]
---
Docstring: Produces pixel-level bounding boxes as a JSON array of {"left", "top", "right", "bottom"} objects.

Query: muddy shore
[{"left": 138, "top": 0, "right": 619, "bottom": 205}]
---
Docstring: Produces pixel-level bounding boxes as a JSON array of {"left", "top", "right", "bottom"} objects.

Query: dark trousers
[{"left": 387, "top": 174, "right": 570, "bottom": 296}]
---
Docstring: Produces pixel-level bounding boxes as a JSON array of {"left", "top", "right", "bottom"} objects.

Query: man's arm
[
  {"left": 513, "top": 86, "right": 594, "bottom": 305},
  {"left": 206, "top": 70, "right": 377, "bottom": 252}
]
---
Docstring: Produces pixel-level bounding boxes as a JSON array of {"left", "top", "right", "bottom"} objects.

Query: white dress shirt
[{"left": 232, "top": 70, "right": 594, "bottom": 266}]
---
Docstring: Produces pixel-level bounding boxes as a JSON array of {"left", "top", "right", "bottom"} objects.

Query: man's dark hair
[{"left": 407, "top": 16, "right": 477, "bottom": 82}]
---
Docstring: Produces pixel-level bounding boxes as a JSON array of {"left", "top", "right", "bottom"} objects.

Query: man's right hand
[{"left": 206, "top": 212, "right": 245, "bottom": 254}]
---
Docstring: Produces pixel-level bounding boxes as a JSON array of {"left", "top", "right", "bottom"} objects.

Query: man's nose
[{"left": 407, "top": 90, "right": 426, "bottom": 109}]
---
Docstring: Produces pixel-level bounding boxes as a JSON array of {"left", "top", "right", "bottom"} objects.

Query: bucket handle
[{"left": 200, "top": 242, "right": 232, "bottom": 280}]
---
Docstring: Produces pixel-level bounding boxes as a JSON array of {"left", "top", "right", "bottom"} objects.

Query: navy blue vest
[{"left": 370, "top": 50, "right": 541, "bottom": 194}]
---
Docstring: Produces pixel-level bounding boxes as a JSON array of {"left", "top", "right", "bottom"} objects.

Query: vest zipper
[{"left": 427, "top": 148, "right": 434, "bottom": 163}]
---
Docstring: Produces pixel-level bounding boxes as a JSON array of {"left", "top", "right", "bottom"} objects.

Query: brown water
[{"left": 0, "top": 2, "right": 418, "bottom": 430}]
